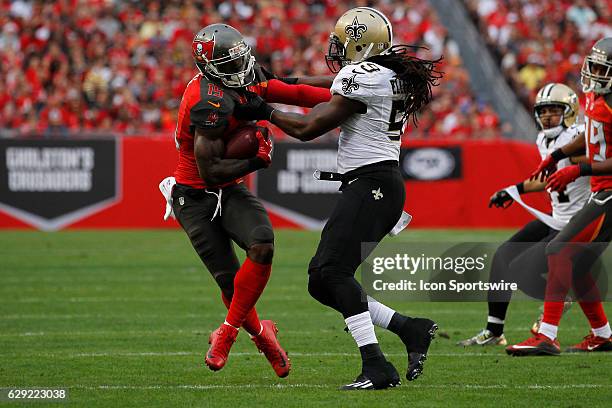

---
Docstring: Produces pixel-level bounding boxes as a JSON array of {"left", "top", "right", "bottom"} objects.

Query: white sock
[
  {"left": 223, "top": 320, "right": 239, "bottom": 330},
  {"left": 367, "top": 296, "right": 395, "bottom": 329},
  {"left": 592, "top": 322, "right": 612, "bottom": 338},
  {"left": 345, "top": 311, "right": 378, "bottom": 347},
  {"left": 538, "top": 322, "right": 558, "bottom": 340},
  {"left": 248, "top": 322, "right": 263, "bottom": 339},
  {"left": 487, "top": 316, "right": 504, "bottom": 325}
]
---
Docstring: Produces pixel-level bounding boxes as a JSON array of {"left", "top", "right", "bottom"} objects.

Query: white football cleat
[{"left": 457, "top": 329, "right": 507, "bottom": 346}]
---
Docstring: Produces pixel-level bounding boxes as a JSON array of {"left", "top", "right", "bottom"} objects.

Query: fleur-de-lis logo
[
  {"left": 341, "top": 74, "right": 359, "bottom": 94},
  {"left": 345, "top": 16, "right": 367, "bottom": 41},
  {"left": 372, "top": 188, "right": 383, "bottom": 200}
]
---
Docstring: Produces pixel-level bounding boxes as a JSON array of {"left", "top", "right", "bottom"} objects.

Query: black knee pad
[
  {"left": 249, "top": 225, "right": 274, "bottom": 246},
  {"left": 319, "top": 263, "right": 353, "bottom": 286},
  {"left": 307, "top": 270, "right": 325, "bottom": 299}
]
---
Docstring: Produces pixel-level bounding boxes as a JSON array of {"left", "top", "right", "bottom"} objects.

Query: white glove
[{"left": 159, "top": 176, "right": 176, "bottom": 221}]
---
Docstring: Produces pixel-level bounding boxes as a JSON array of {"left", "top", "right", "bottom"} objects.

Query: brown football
[{"left": 224, "top": 125, "right": 259, "bottom": 159}]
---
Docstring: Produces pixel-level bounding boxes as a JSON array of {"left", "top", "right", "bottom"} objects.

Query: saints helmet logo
[
  {"left": 341, "top": 74, "right": 359, "bottom": 94},
  {"left": 345, "top": 16, "right": 367, "bottom": 41}
]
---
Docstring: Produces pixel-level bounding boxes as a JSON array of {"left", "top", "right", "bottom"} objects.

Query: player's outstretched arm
[
  {"left": 269, "top": 94, "right": 362, "bottom": 141},
  {"left": 522, "top": 178, "right": 546, "bottom": 192},
  {"left": 293, "top": 76, "right": 335, "bottom": 88},
  {"left": 488, "top": 178, "right": 546, "bottom": 208},
  {"left": 234, "top": 92, "right": 363, "bottom": 141},
  {"left": 194, "top": 127, "right": 266, "bottom": 186},
  {"left": 264, "top": 79, "right": 331, "bottom": 108},
  {"left": 254, "top": 63, "right": 334, "bottom": 89},
  {"left": 530, "top": 133, "right": 587, "bottom": 181}
]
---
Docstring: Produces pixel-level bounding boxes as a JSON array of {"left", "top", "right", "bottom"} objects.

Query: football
[{"left": 224, "top": 125, "right": 259, "bottom": 159}]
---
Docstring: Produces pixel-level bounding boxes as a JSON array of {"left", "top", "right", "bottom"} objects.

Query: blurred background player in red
[
  {"left": 171, "top": 23, "right": 331, "bottom": 375},
  {"left": 508, "top": 37, "right": 612, "bottom": 356}
]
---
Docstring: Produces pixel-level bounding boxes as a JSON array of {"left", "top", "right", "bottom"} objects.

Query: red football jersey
[
  {"left": 173, "top": 74, "right": 331, "bottom": 189},
  {"left": 173, "top": 73, "right": 256, "bottom": 188},
  {"left": 585, "top": 92, "right": 612, "bottom": 192}
]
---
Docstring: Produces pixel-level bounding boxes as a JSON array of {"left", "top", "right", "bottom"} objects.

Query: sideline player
[
  {"left": 458, "top": 83, "right": 589, "bottom": 346},
  {"left": 234, "top": 7, "right": 442, "bottom": 389},
  {"left": 508, "top": 38, "right": 612, "bottom": 355},
  {"left": 171, "top": 23, "right": 332, "bottom": 375}
]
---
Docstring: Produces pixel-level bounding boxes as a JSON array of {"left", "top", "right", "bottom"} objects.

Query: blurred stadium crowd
[
  {"left": 465, "top": 0, "right": 611, "bottom": 108},
  {"left": 3, "top": 0, "right": 606, "bottom": 140},
  {"left": 0, "top": 0, "right": 504, "bottom": 139}
]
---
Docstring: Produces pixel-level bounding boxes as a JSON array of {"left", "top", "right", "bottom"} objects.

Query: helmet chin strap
[{"left": 542, "top": 125, "right": 564, "bottom": 139}]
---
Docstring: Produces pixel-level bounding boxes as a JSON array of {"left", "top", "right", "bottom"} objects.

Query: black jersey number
[
  {"left": 556, "top": 190, "right": 570, "bottom": 203},
  {"left": 361, "top": 62, "right": 380, "bottom": 73},
  {"left": 387, "top": 99, "right": 407, "bottom": 140}
]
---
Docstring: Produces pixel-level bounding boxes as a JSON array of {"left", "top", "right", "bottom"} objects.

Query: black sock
[
  {"left": 387, "top": 312, "right": 409, "bottom": 335},
  {"left": 359, "top": 343, "right": 386, "bottom": 365},
  {"left": 486, "top": 302, "right": 508, "bottom": 336},
  {"left": 486, "top": 322, "right": 504, "bottom": 337}
]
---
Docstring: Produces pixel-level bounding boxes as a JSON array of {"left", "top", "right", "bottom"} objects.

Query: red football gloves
[
  {"left": 255, "top": 126, "right": 273, "bottom": 167},
  {"left": 530, "top": 148, "right": 568, "bottom": 182},
  {"left": 546, "top": 165, "right": 581, "bottom": 192},
  {"left": 530, "top": 154, "right": 558, "bottom": 182}
]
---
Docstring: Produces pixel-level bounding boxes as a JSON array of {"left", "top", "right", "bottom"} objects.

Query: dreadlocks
[{"left": 368, "top": 45, "right": 443, "bottom": 126}]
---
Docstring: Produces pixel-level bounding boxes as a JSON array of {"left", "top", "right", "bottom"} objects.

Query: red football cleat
[
  {"left": 505, "top": 333, "right": 561, "bottom": 356},
  {"left": 252, "top": 320, "right": 291, "bottom": 378},
  {"left": 566, "top": 333, "right": 612, "bottom": 353},
  {"left": 205, "top": 323, "right": 239, "bottom": 371}
]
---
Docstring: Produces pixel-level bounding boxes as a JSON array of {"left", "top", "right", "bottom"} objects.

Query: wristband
[
  {"left": 551, "top": 149, "right": 567, "bottom": 162},
  {"left": 515, "top": 182, "right": 525, "bottom": 194},
  {"left": 579, "top": 163, "right": 593, "bottom": 176},
  {"left": 280, "top": 77, "right": 299, "bottom": 85},
  {"left": 247, "top": 157, "right": 266, "bottom": 171}
]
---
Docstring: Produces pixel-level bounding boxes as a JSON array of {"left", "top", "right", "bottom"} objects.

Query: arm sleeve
[{"left": 264, "top": 79, "right": 331, "bottom": 107}]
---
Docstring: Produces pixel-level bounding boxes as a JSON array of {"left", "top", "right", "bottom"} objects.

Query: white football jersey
[
  {"left": 536, "top": 124, "right": 589, "bottom": 225},
  {"left": 330, "top": 62, "right": 406, "bottom": 173}
]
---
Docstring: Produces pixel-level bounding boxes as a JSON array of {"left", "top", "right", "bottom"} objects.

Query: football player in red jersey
[
  {"left": 172, "top": 23, "right": 332, "bottom": 375},
  {"left": 507, "top": 37, "right": 612, "bottom": 356}
]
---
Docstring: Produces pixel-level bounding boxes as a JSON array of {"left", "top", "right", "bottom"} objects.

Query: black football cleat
[
  {"left": 401, "top": 319, "right": 438, "bottom": 381},
  {"left": 340, "top": 362, "right": 400, "bottom": 391}
]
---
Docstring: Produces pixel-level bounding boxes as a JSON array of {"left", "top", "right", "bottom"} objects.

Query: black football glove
[
  {"left": 489, "top": 189, "right": 513, "bottom": 208},
  {"left": 253, "top": 63, "right": 277, "bottom": 83},
  {"left": 234, "top": 91, "right": 275, "bottom": 121},
  {"left": 254, "top": 63, "right": 298, "bottom": 85}
]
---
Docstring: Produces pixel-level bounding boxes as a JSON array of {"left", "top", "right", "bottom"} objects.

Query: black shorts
[
  {"left": 309, "top": 161, "right": 405, "bottom": 277},
  {"left": 172, "top": 183, "right": 273, "bottom": 278}
]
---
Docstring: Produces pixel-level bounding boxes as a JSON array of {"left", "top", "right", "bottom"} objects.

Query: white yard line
[
  {"left": 62, "top": 383, "right": 612, "bottom": 391},
  {"left": 0, "top": 326, "right": 592, "bottom": 338},
  {"left": 6, "top": 351, "right": 612, "bottom": 358}
]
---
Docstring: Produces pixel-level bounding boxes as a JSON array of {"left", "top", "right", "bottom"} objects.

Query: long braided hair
[{"left": 367, "top": 45, "right": 443, "bottom": 126}]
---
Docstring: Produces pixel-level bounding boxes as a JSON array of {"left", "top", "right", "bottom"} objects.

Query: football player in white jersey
[
  {"left": 235, "top": 7, "right": 442, "bottom": 389},
  {"left": 458, "top": 83, "right": 590, "bottom": 347}
]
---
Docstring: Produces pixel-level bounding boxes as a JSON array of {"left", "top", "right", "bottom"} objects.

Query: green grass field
[{"left": 1, "top": 229, "right": 611, "bottom": 407}]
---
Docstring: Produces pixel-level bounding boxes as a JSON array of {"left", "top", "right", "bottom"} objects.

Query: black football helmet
[
  {"left": 581, "top": 37, "right": 612, "bottom": 95},
  {"left": 192, "top": 24, "right": 255, "bottom": 88}
]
